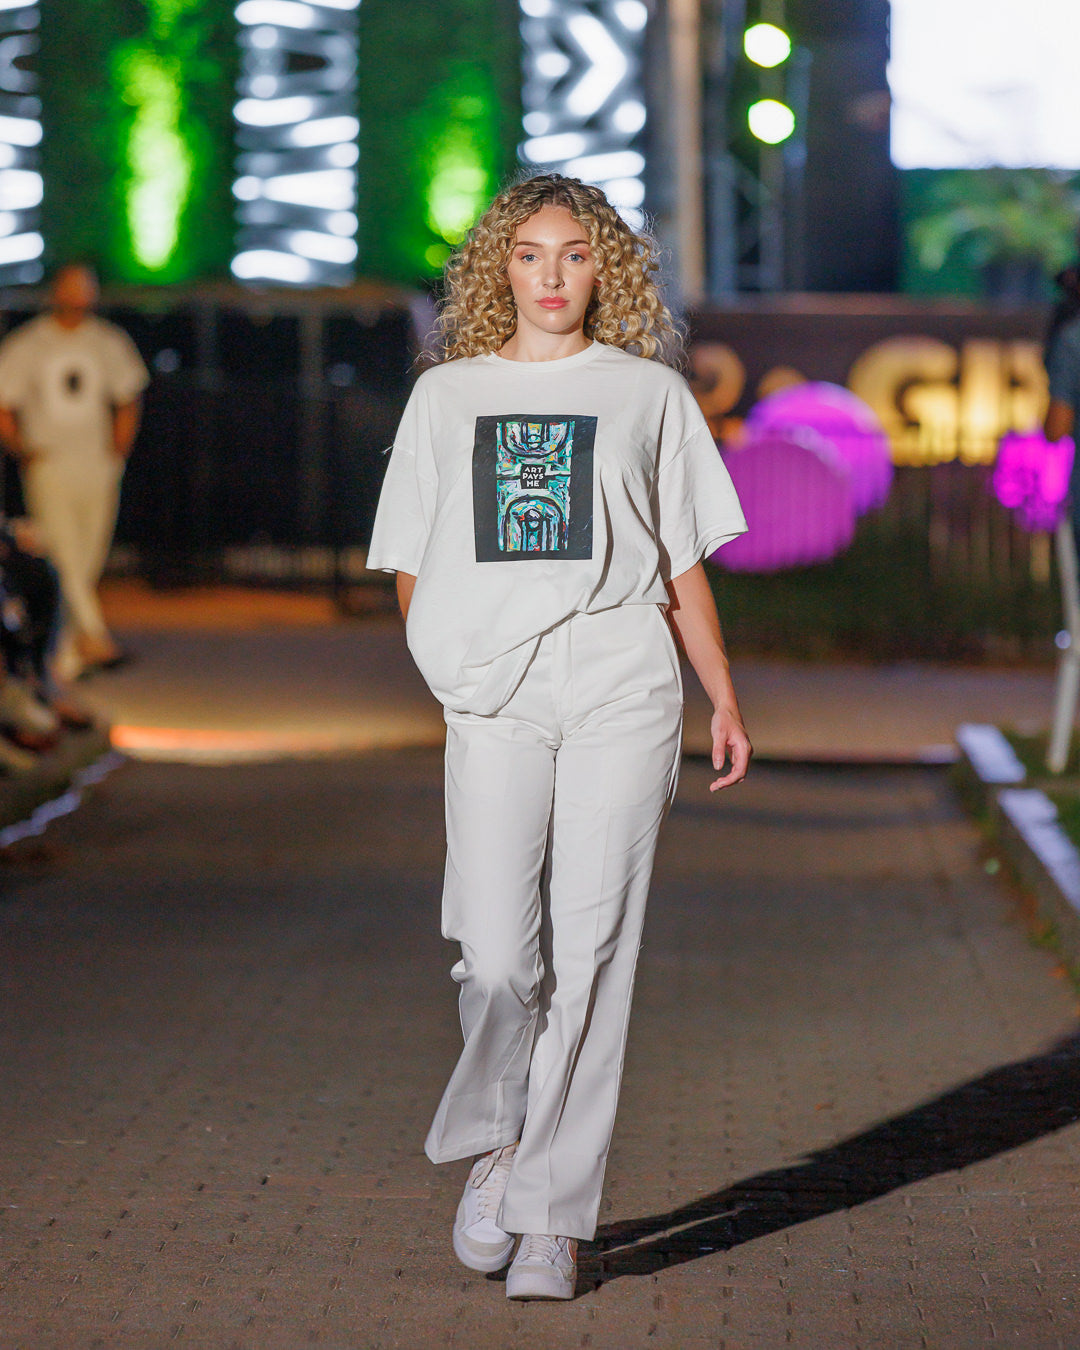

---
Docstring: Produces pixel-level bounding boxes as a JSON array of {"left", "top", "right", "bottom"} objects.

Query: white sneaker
[
  {"left": 452, "top": 1142, "right": 517, "bottom": 1272},
  {"left": 0, "top": 734, "right": 37, "bottom": 772},
  {"left": 505, "top": 1233, "right": 578, "bottom": 1301},
  {"left": 0, "top": 677, "right": 59, "bottom": 738}
]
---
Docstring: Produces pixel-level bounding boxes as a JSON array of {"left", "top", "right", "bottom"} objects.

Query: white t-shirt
[
  {"left": 367, "top": 340, "right": 747, "bottom": 713},
  {"left": 0, "top": 313, "right": 150, "bottom": 465}
]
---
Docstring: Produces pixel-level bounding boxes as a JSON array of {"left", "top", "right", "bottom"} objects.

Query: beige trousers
[
  {"left": 22, "top": 455, "right": 122, "bottom": 643},
  {"left": 425, "top": 603, "right": 684, "bottom": 1240}
]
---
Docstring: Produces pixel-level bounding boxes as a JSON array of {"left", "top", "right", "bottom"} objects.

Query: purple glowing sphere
[
  {"left": 745, "top": 382, "right": 893, "bottom": 515},
  {"left": 992, "top": 430, "right": 1074, "bottom": 532},
  {"left": 713, "top": 429, "right": 856, "bottom": 573}
]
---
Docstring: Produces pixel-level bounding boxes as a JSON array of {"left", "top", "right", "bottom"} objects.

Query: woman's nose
[{"left": 542, "top": 259, "right": 563, "bottom": 289}]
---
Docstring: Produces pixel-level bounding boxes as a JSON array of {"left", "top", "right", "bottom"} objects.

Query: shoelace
[
  {"left": 515, "top": 1233, "right": 572, "bottom": 1265},
  {"left": 469, "top": 1143, "right": 516, "bottom": 1222}
]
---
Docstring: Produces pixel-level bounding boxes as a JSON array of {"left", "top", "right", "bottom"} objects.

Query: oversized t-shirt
[
  {"left": 367, "top": 340, "right": 747, "bottom": 713},
  {"left": 0, "top": 313, "right": 149, "bottom": 465}
]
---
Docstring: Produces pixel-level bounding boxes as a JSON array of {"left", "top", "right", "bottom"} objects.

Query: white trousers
[
  {"left": 425, "top": 603, "right": 684, "bottom": 1240},
  {"left": 22, "top": 456, "right": 122, "bottom": 642}
]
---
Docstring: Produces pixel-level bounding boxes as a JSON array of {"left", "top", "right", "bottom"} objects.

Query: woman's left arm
[{"left": 665, "top": 562, "right": 752, "bottom": 792}]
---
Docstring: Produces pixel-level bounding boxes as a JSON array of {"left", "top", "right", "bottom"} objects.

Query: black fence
[{"left": 0, "top": 285, "right": 424, "bottom": 588}]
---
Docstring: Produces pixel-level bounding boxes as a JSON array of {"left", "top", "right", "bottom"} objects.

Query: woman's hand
[
  {"left": 665, "top": 563, "right": 752, "bottom": 794},
  {"left": 709, "top": 704, "right": 752, "bottom": 792}
]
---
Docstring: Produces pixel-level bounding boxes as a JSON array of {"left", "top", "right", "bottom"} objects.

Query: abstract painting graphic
[{"left": 472, "top": 413, "right": 595, "bottom": 561}]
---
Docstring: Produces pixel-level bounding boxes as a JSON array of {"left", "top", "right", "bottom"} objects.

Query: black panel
[
  {"left": 217, "top": 310, "right": 301, "bottom": 380},
  {"left": 789, "top": 0, "right": 899, "bottom": 291},
  {"left": 323, "top": 308, "right": 414, "bottom": 396},
  {"left": 103, "top": 306, "right": 200, "bottom": 375}
]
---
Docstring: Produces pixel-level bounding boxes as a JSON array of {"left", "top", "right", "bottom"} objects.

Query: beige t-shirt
[
  {"left": 0, "top": 313, "right": 149, "bottom": 465},
  {"left": 367, "top": 341, "right": 747, "bottom": 713}
]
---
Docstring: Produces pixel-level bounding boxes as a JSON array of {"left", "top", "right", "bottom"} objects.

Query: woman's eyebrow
[{"left": 514, "top": 238, "right": 591, "bottom": 248}]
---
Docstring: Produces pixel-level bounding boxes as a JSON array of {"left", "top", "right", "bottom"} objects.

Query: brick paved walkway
[{"left": 2, "top": 753, "right": 1079, "bottom": 1348}]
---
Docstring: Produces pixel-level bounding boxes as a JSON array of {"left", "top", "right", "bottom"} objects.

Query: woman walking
[{"left": 366, "top": 174, "right": 750, "bottom": 1301}]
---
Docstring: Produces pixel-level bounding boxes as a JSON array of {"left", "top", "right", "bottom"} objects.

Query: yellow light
[
  {"left": 743, "top": 22, "right": 792, "bottom": 68},
  {"left": 748, "top": 98, "right": 795, "bottom": 144}
]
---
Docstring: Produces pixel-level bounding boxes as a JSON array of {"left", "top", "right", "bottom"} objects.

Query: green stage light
[
  {"left": 743, "top": 22, "right": 791, "bottom": 69},
  {"left": 116, "top": 47, "right": 193, "bottom": 273},
  {"left": 425, "top": 115, "right": 491, "bottom": 246},
  {"left": 748, "top": 97, "right": 796, "bottom": 144},
  {"left": 415, "top": 69, "right": 498, "bottom": 271},
  {"left": 112, "top": 0, "right": 212, "bottom": 279}
]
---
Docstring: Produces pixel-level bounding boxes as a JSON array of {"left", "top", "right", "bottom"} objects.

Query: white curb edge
[{"left": 956, "top": 723, "right": 1080, "bottom": 954}]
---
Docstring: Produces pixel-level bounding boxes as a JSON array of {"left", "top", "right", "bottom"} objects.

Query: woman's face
[{"left": 505, "top": 205, "right": 597, "bottom": 343}]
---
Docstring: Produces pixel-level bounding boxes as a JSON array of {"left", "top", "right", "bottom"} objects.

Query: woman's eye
[
  {"left": 518, "top": 252, "right": 538, "bottom": 262},
  {"left": 567, "top": 252, "right": 588, "bottom": 263}
]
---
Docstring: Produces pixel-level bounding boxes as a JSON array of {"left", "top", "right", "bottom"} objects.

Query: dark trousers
[{"left": 0, "top": 531, "right": 60, "bottom": 684}]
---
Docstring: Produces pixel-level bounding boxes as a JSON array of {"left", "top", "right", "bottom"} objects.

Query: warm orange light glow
[{"left": 111, "top": 725, "right": 383, "bottom": 763}]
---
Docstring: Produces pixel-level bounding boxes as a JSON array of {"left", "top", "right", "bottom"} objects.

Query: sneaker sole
[
  {"left": 452, "top": 1223, "right": 514, "bottom": 1273},
  {"left": 505, "top": 1273, "right": 576, "bottom": 1301}
]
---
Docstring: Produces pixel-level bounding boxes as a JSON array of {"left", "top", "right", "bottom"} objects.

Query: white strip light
[
  {"left": 0, "top": 6, "right": 42, "bottom": 284},
  {"left": 519, "top": 0, "right": 648, "bottom": 229},
  {"left": 233, "top": 0, "right": 361, "bottom": 285}
]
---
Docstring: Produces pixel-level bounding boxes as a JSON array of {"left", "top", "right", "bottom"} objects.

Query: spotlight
[
  {"left": 748, "top": 98, "right": 796, "bottom": 144},
  {"left": 743, "top": 22, "right": 791, "bottom": 69}
]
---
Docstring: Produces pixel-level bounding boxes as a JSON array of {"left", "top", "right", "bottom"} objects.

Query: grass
[
  {"left": 999, "top": 732, "right": 1080, "bottom": 859},
  {"left": 1002, "top": 730, "right": 1080, "bottom": 783},
  {"left": 959, "top": 728, "right": 1080, "bottom": 1003},
  {"left": 1048, "top": 791, "right": 1080, "bottom": 851},
  {"left": 1002, "top": 732, "right": 1080, "bottom": 779}
]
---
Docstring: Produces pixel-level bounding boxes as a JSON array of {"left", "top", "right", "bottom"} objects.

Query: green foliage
[
  {"left": 39, "top": 0, "right": 237, "bottom": 283},
  {"left": 902, "top": 168, "right": 1080, "bottom": 299},
  {"left": 357, "top": 0, "right": 522, "bottom": 285},
  {"left": 1004, "top": 732, "right": 1080, "bottom": 779},
  {"left": 1049, "top": 791, "right": 1080, "bottom": 851}
]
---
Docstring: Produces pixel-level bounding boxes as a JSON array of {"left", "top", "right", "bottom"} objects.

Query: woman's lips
[{"left": 538, "top": 297, "right": 568, "bottom": 309}]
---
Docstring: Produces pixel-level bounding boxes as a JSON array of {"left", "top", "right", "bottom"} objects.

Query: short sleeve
[
  {"left": 0, "top": 329, "right": 31, "bottom": 409},
  {"left": 653, "top": 385, "right": 747, "bottom": 582},
  {"left": 1047, "top": 323, "right": 1080, "bottom": 410},
  {"left": 103, "top": 325, "right": 150, "bottom": 404},
  {"left": 366, "top": 379, "right": 437, "bottom": 574}
]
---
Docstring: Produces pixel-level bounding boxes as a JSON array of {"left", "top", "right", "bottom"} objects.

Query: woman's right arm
[
  {"left": 396, "top": 571, "right": 417, "bottom": 620},
  {"left": 1046, "top": 399, "right": 1075, "bottom": 442},
  {"left": 0, "top": 406, "right": 24, "bottom": 459}
]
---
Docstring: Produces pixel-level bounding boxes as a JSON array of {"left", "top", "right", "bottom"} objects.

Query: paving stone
[{"left": 1, "top": 755, "right": 1078, "bottom": 1348}]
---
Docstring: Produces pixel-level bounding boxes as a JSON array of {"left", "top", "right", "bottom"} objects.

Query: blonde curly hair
[{"left": 436, "top": 174, "right": 681, "bottom": 365}]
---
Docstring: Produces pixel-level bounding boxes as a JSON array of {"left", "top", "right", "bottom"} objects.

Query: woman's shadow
[{"left": 583, "top": 1029, "right": 1080, "bottom": 1288}]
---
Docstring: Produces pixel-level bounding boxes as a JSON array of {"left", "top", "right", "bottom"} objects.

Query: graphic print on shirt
[
  {"left": 40, "top": 351, "right": 103, "bottom": 426},
  {"left": 472, "top": 413, "right": 595, "bottom": 561}
]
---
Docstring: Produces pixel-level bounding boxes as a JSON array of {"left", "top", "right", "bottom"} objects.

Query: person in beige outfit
[{"left": 0, "top": 264, "right": 148, "bottom": 677}]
